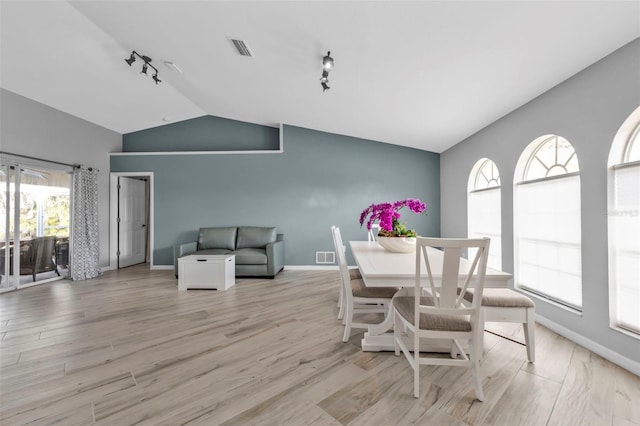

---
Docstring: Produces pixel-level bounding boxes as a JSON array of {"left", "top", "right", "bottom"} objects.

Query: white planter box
[{"left": 178, "top": 254, "right": 235, "bottom": 291}]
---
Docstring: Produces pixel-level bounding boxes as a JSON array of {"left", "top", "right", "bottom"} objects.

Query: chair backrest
[
  {"left": 20, "top": 236, "right": 56, "bottom": 274},
  {"left": 25, "top": 236, "right": 56, "bottom": 273},
  {"left": 330, "top": 226, "right": 352, "bottom": 296},
  {"left": 415, "top": 237, "right": 490, "bottom": 324},
  {"left": 367, "top": 224, "right": 380, "bottom": 242},
  {"left": 36, "top": 236, "right": 56, "bottom": 272},
  {"left": 21, "top": 239, "right": 38, "bottom": 264},
  {"left": 56, "top": 238, "right": 69, "bottom": 268}
]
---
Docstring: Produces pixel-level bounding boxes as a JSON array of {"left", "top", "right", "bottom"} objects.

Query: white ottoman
[{"left": 178, "top": 254, "right": 235, "bottom": 291}]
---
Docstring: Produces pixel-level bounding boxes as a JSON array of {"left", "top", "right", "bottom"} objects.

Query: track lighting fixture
[
  {"left": 124, "top": 50, "right": 161, "bottom": 84},
  {"left": 320, "top": 51, "right": 334, "bottom": 92}
]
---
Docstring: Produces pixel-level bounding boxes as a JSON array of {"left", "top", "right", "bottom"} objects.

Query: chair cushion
[
  {"left": 236, "top": 227, "right": 277, "bottom": 249},
  {"left": 393, "top": 296, "right": 472, "bottom": 332},
  {"left": 348, "top": 268, "right": 361, "bottom": 280},
  {"left": 464, "top": 288, "right": 535, "bottom": 308},
  {"left": 234, "top": 248, "right": 268, "bottom": 265},
  {"left": 198, "top": 227, "right": 237, "bottom": 250},
  {"left": 350, "top": 279, "right": 398, "bottom": 299}
]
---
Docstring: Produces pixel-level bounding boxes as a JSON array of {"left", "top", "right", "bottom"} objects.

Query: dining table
[{"left": 349, "top": 240, "right": 513, "bottom": 352}]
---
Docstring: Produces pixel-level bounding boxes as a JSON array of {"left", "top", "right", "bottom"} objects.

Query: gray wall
[
  {"left": 0, "top": 89, "right": 122, "bottom": 267},
  {"left": 112, "top": 123, "right": 440, "bottom": 266},
  {"left": 441, "top": 39, "right": 640, "bottom": 364}
]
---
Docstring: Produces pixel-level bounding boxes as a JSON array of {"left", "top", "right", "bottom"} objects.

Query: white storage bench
[{"left": 178, "top": 254, "right": 235, "bottom": 291}]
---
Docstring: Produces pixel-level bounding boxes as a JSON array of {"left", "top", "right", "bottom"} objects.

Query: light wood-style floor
[{"left": 1, "top": 265, "right": 638, "bottom": 426}]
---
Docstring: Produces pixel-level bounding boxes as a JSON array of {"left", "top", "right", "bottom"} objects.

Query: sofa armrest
[
  {"left": 174, "top": 241, "right": 197, "bottom": 278},
  {"left": 266, "top": 236, "right": 285, "bottom": 276}
]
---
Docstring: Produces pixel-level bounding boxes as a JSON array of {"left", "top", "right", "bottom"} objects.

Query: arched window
[
  {"left": 468, "top": 158, "right": 501, "bottom": 269},
  {"left": 514, "top": 135, "right": 582, "bottom": 309},
  {"left": 608, "top": 106, "right": 640, "bottom": 334}
]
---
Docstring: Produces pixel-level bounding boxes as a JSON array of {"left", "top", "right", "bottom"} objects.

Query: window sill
[{"left": 609, "top": 325, "right": 640, "bottom": 340}]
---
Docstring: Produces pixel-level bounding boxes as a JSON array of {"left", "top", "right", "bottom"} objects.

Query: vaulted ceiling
[{"left": 2, "top": 1, "right": 639, "bottom": 153}]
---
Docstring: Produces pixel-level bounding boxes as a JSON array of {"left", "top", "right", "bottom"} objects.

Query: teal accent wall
[
  {"left": 112, "top": 123, "right": 440, "bottom": 266},
  {"left": 123, "top": 115, "right": 280, "bottom": 152}
]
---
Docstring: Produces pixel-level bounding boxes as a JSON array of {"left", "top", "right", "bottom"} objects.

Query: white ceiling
[{"left": 2, "top": 1, "right": 639, "bottom": 153}]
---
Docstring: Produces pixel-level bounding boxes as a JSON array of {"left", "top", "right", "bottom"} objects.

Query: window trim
[
  {"left": 608, "top": 108, "right": 640, "bottom": 336},
  {"left": 516, "top": 171, "right": 580, "bottom": 186},
  {"left": 612, "top": 159, "right": 640, "bottom": 171},
  {"left": 468, "top": 186, "right": 501, "bottom": 195},
  {"left": 522, "top": 135, "right": 579, "bottom": 181},
  {"left": 514, "top": 135, "right": 582, "bottom": 310}
]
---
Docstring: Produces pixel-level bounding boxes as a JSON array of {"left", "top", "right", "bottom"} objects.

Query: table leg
[{"left": 361, "top": 306, "right": 396, "bottom": 351}]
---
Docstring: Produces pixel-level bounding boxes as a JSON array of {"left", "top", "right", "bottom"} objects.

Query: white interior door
[{"left": 118, "top": 177, "right": 146, "bottom": 268}]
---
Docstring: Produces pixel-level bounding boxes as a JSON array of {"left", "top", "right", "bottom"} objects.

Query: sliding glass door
[
  {"left": 0, "top": 159, "right": 71, "bottom": 291},
  {"left": 1, "top": 164, "right": 16, "bottom": 290}
]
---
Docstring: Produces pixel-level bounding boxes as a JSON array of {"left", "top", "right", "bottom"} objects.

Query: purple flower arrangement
[{"left": 359, "top": 198, "right": 426, "bottom": 237}]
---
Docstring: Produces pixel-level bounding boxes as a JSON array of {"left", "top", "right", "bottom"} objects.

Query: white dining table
[{"left": 349, "top": 240, "right": 513, "bottom": 352}]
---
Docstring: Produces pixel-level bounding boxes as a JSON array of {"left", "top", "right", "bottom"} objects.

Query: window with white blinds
[
  {"left": 609, "top": 115, "right": 640, "bottom": 334},
  {"left": 468, "top": 159, "right": 501, "bottom": 270},
  {"left": 514, "top": 136, "right": 582, "bottom": 309}
]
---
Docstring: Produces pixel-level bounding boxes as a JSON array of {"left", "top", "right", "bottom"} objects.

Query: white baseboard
[
  {"left": 536, "top": 315, "right": 640, "bottom": 376},
  {"left": 101, "top": 265, "right": 115, "bottom": 272},
  {"left": 284, "top": 265, "right": 339, "bottom": 271},
  {"left": 151, "top": 265, "right": 174, "bottom": 270},
  {"left": 149, "top": 265, "right": 340, "bottom": 271}
]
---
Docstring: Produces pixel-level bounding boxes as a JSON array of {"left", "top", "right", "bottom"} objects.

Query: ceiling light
[
  {"left": 320, "top": 51, "right": 333, "bottom": 92},
  {"left": 125, "top": 53, "right": 136, "bottom": 66},
  {"left": 323, "top": 51, "right": 334, "bottom": 71},
  {"left": 124, "top": 50, "right": 161, "bottom": 84}
]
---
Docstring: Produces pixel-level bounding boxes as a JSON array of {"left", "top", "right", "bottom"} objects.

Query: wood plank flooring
[{"left": 0, "top": 265, "right": 638, "bottom": 425}]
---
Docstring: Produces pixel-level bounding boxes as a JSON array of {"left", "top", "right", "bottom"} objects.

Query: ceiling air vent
[{"left": 228, "top": 38, "right": 253, "bottom": 57}]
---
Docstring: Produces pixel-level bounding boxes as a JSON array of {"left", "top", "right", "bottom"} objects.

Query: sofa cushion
[
  {"left": 235, "top": 248, "right": 268, "bottom": 265},
  {"left": 193, "top": 248, "right": 234, "bottom": 256},
  {"left": 236, "top": 227, "right": 277, "bottom": 250},
  {"left": 198, "top": 227, "right": 237, "bottom": 250}
]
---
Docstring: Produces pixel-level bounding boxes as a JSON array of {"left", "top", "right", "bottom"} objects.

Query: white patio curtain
[{"left": 70, "top": 165, "right": 102, "bottom": 280}]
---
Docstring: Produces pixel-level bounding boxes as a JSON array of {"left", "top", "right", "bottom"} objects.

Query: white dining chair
[
  {"left": 393, "top": 237, "right": 490, "bottom": 400},
  {"left": 367, "top": 223, "right": 380, "bottom": 242},
  {"left": 336, "top": 266, "right": 362, "bottom": 320},
  {"left": 331, "top": 226, "right": 398, "bottom": 342},
  {"left": 332, "top": 226, "right": 362, "bottom": 320},
  {"left": 461, "top": 287, "right": 536, "bottom": 362}
]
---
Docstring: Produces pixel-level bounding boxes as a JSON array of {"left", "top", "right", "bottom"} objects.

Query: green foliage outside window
[
  {"left": 44, "top": 195, "right": 70, "bottom": 237},
  {"left": 3, "top": 188, "right": 70, "bottom": 240}
]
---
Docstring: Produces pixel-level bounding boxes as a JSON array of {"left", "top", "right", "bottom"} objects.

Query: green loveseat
[{"left": 174, "top": 226, "right": 284, "bottom": 279}]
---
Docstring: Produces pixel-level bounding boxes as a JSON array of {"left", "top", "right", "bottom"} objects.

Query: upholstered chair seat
[
  {"left": 394, "top": 296, "right": 472, "bottom": 332},
  {"left": 463, "top": 288, "right": 535, "bottom": 308},
  {"left": 350, "top": 278, "right": 398, "bottom": 299}
]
